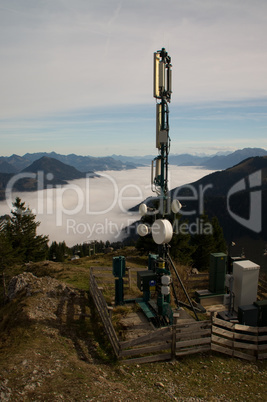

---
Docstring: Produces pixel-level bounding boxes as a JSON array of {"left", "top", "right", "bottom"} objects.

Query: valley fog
[{"left": 0, "top": 166, "right": 215, "bottom": 246}]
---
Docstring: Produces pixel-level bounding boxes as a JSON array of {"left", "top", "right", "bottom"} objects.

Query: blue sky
[{"left": 0, "top": 0, "right": 267, "bottom": 157}]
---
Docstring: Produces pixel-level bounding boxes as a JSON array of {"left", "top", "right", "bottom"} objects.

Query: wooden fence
[
  {"left": 89, "top": 269, "right": 267, "bottom": 364},
  {"left": 211, "top": 316, "right": 267, "bottom": 362},
  {"left": 119, "top": 326, "right": 173, "bottom": 364},
  {"left": 89, "top": 269, "right": 120, "bottom": 357},
  {"left": 175, "top": 320, "right": 211, "bottom": 357}
]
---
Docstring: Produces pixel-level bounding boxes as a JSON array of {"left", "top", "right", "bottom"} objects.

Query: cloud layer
[{"left": 0, "top": 166, "right": 215, "bottom": 246}]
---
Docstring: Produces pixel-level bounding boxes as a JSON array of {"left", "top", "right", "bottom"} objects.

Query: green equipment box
[
  {"left": 113, "top": 256, "right": 125, "bottom": 277},
  {"left": 209, "top": 253, "right": 227, "bottom": 294},
  {"left": 137, "top": 270, "right": 157, "bottom": 292}
]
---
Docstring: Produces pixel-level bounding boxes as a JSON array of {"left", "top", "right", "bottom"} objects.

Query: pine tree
[
  {"left": 191, "top": 214, "right": 227, "bottom": 270},
  {"left": 211, "top": 216, "right": 227, "bottom": 253},
  {"left": 5, "top": 197, "right": 49, "bottom": 262},
  {"left": 170, "top": 216, "right": 196, "bottom": 266},
  {"left": 191, "top": 214, "right": 215, "bottom": 271}
]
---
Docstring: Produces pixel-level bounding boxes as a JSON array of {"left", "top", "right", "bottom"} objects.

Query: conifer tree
[
  {"left": 191, "top": 214, "right": 227, "bottom": 270},
  {"left": 170, "top": 216, "right": 196, "bottom": 266},
  {"left": 191, "top": 214, "right": 215, "bottom": 270},
  {"left": 211, "top": 216, "right": 227, "bottom": 253},
  {"left": 5, "top": 197, "right": 49, "bottom": 262}
]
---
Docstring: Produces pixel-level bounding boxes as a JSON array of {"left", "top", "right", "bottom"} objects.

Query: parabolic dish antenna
[{"left": 151, "top": 219, "right": 173, "bottom": 245}]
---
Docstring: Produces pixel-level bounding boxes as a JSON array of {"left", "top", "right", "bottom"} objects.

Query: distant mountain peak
[{"left": 22, "top": 156, "right": 87, "bottom": 181}]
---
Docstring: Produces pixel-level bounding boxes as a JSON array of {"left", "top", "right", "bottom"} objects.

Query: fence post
[
  {"left": 127, "top": 267, "right": 131, "bottom": 289},
  {"left": 171, "top": 313, "right": 180, "bottom": 361},
  {"left": 256, "top": 326, "right": 259, "bottom": 360},
  {"left": 107, "top": 306, "right": 113, "bottom": 320}
]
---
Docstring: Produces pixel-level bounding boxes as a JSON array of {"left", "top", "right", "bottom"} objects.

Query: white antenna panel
[{"left": 153, "top": 52, "right": 160, "bottom": 98}]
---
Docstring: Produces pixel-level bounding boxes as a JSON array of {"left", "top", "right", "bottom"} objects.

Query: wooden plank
[
  {"left": 212, "top": 326, "right": 234, "bottom": 339},
  {"left": 258, "top": 326, "right": 267, "bottom": 333},
  {"left": 233, "top": 350, "right": 256, "bottom": 362},
  {"left": 212, "top": 334, "right": 233, "bottom": 348},
  {"left": 176, "top": 320, "right": 211, "bottom": 330},
  {"left": 234, "top": 332, "right": 258, "bottom": 342},
  {"left": 258, "top": 344, "right": 267, "bottom": 351},
  {"left": 121, "top": 342, "right": 171, "bottom": 357},
  {"left": 94, "top": 278, "right": 114, "bottom": 283},
  {"left": 258, "top": 352, "right": 267, "bottom": 359},
  {"left": 176, "top": 337, "right": 211, "bottom": 349},
  {"left": 122, "top": 353, "right": 172, "bottom": 365},
  {"left": 119, "top": 327, "right": 171, "bottom": 349},
  {"left": 90, "top": 266, "right": 112, "bottom": 271},
  {"left": 176, "top": 328, "right": 211, "bottom": 340},
  {"left": 211, "top": 343, "right": 233, "bottom": 356},
  {"left": 120, "top": 332, "right": 172, "bottom": 350},
  {"left": 234, "top": 324, "right": 258, "bottom": 333},
  {"left": 212, "top": 317, "right": 234, "bottom": 329},
  {"left": 176, "top": 345, "right": 211, "bottom": 357},
  {"left": 234, "top": 341, "right": 258, "bottom": 350}
]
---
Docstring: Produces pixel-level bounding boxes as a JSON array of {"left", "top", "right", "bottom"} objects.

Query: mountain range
[
  {"left": 0, "top": 148, "right": 266, "bottom": 174},
  {"left": 0, "top": 152, "right": 136, "bottom": 174},
  {"left": 112, "top": 148, "right": 267, "bottom": 169},
  {"left": 0, "top": 157, "right": 98, "bottom": 201}
]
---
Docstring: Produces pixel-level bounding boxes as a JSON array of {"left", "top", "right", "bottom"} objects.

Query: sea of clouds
[{"left": 0, "top": 166, "right": 215, "bottom": 246}]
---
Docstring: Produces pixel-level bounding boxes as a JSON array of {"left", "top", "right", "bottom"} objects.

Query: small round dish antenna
[
  {"left": 137, "top": 223, "right": 149, "bottom": 237},
  {"left": 139, "top": 203, "right": 148, "bottom": 216},
  {"left": 171, "top": 199, "right": 182, "bottom": 214}
]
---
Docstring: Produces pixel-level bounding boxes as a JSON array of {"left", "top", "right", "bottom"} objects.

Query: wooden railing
[
  {"left": 119, "top": 326, "right": 173, "bottom": 364},
  {"left": 89, "top": 269, "right": 120, "bottom": 357},
  {"left": 175, "top": 320, "right": 211, "bottom": 357},
  {"left": 212, "top": 316, "right": 267, "bottom": 362}
]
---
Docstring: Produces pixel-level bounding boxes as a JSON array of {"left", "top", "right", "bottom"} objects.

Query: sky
[{"left": 0, "top": 0, "right": 267, "bottom": 157}]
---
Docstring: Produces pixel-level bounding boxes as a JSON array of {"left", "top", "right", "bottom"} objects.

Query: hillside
[
  {"left": 170, "top": 156, "right": 267, "bottom": 269},
  {"left": 0, "top": 157, "right": 98, "bottom": 200},
  {"left": 22, "top": 156, "right": 90, "bottom": 182},
  {"left": 129, "top": 157, "right": 267, "bottom": 270},
  {"left": 1, "top": 254, "right": 266, "bottom": 401},
  {"left": 173, "top": 156, "right": 267, "bottom": 198},
  {"left": 0, "top": 161, "right": 17, "bottom": 174}
]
